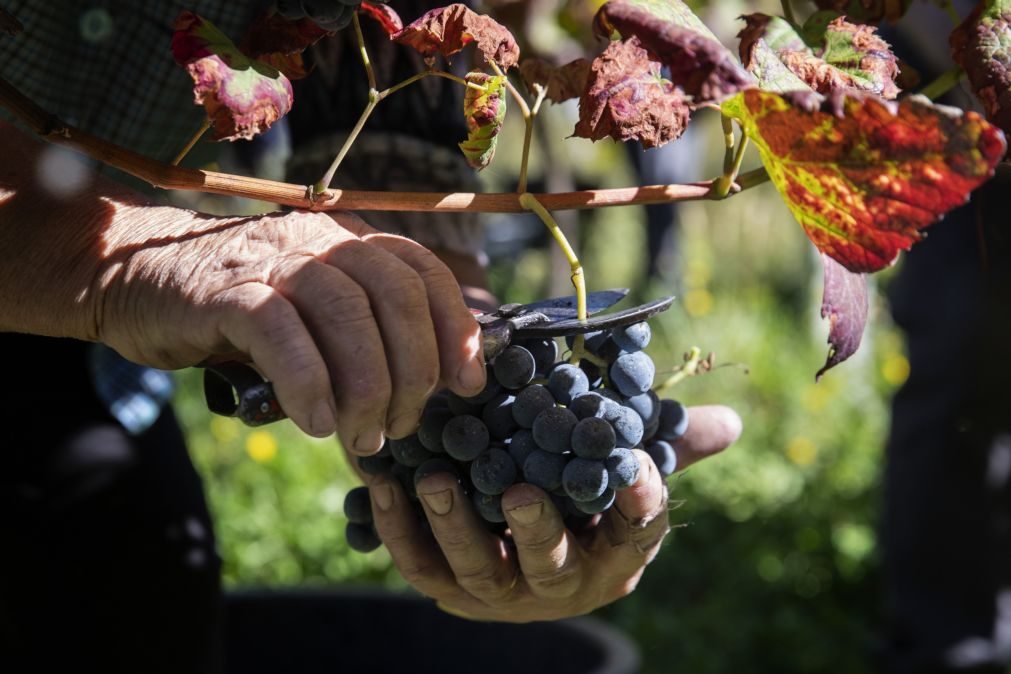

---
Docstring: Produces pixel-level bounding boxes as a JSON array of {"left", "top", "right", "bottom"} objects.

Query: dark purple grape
[
  {"left": 519, "top": 338, "right": 558, "bottom": 375},
  {"left": 523, "top": 450, "right": 569, "bottom": 491},
  {"left": 624, "top": 389, "right": 660, "bottom": 427},
  {"left": 605, "top": 447, "right": 640, "bottom": 489},
  {"left": 482, "top": 393, "right": 518, "bottom": 440},
  {"left": 343, "top": 486, "right": 373, "bottom": 524},
  {"left": 547, "top": 363, "right": 589, "bottom": 405},
  {"left": 571, "top": 417, "right": 616, "bottom": 460},
  {"left": 470, "top": 448, "right": 518, "bottom": 495},
  {"left": 413, "top": 457, "right": 460, "bottom": 486},
  {"left": 532, "top": 406, "right": 578, "bottom": 454},
  {"left": 570, "top": 391, "right": 620, "bottom": 420},
  {"left": 493, "top": 345, "right": 536, "bottom": 389},
  {"left": 417, "top": 406, "right": 454, "bottom": 452},
  {"left": 605, "top": 404, "right": 644, "bottom": 448},
  {"left": 609, "top": 351, "right": 656, "bottom": 397},
  {"left": 389, "top": 434, "right": 433, "bottom": 468},
  {"left": 442, "top": 415, "right": 489, "bottom": 461},
  {"left": 562, "top": 458, "right": 609, "bottom": 502},
  {"left": 657, "top": 399, "right": 689, "bottom": 442},
  {"left": 345, "top": 522, "right": 381, "bottom": 552},
  {"left": 473, "top": 492, "right": 506, "bottom": 523},
  {"left": 512, "top": 384, "right": 556, "bottom": 428},
  {"left": 646, "top": 440, "right": 678, "bottom": 477},
  {"left": 357, "top": 454, "right": 392, "bottom": 475},
  {"left": 612, "top": 322, "right": 651, "bottom": 352},
  {"left": 507, "top": 429, "right": 538, "bottom": 476}
]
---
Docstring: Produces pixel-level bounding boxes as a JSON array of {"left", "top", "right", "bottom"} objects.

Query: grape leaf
[
  {"left": 172, "top": 11, "right": 293, "bottom": 142},
  {"left": 596, "top": 0, "right": 717, "bottom": 40},
  {"left": 739, "top": 15, "right": 817, "bottom": 94},
  {"left": 812, "top": 0, "right": 912, "bottom": 24},
  {"left": 459, "top": 72, "right": 507, "bottom": 170},
  {"left": 360, "top": 2, "right": 404, "bottom": 36},
  {"left": 721, "top": 88, "right": 1007, "bottom": 273},
  {"left": 1, "top": 7, "right": 22, "bottom": 36},
  {"left": 817, "top": 253, "right": 868, "bottom": 379},
  {"left": 392, "top": 4, "right": 520, "bottom": 70},
  {"left": 593, "top": 1, "right": 754, "bottom": 103},
  {"left": 519, "top": 58, "right": 591, "bottom": 103},
  {"left": 573, "top": 37, "right": 690, "bottom": 148},
  {"left": 950, "top": 0, "right": 1011, "bottom": 149},
  {"left": 739, "top": 14, "right": 899, "bottom": 99}
]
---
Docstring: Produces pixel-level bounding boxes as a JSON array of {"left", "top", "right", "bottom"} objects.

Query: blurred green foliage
[{"left": 175, "top": 108, "right": 907, "bottom": 673}]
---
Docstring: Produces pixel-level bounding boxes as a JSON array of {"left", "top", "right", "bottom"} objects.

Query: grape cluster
[
  {"left": 342, "top": 321, "right": 690, "bottom": 553},
  {"left": 275, "top": 0, "right": 384, "bottom": 32}
]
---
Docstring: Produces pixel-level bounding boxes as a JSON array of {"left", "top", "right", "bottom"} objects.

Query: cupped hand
[
  {"left": 96, "top": 209, "right": 486, "bottom": 451},
  {"left": 368, "top": 404, "right": 742, "bottom": 622}
]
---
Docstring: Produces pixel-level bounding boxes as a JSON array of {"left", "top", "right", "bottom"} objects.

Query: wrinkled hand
[
  {"left": 96, "top": 209, "right": 486, "bottom": 452},
  {"left": 368, "top": 404, "right": 742, "bottom": 622}
]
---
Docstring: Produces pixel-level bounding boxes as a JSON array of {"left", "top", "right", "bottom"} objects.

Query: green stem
[
  {"left": 919, "top": 67, "right": 964, "bottom": 101},
  {"left": 519, "top": 192, "right": 586, "bottom": 321},
  {"left": 315, "top": 94, "right": 378, "bottom": 193},
  {"left": 720, "top": 114, "right": 735, "bottom": 175},
  {"left": 780, "top": 0, "right": 797, "bottom": 27},
  {"left": 517, "top": 86, "right": 548, "bottom": 195},
  {"left": 171, "top": 119, "right": 210, "bottom": 166},
  {"left": 353, "top": 13, "right": 377, "bottom": 92},
  {"left": 430, "top": 70, "right": 488, "bottom": 92},
  {"left": 713, "top": 129, "right": 750, "bottom": 198},
  {"left": 380, "top": 71, "right": 431, "bottom": 100},
  {"left": 736, "top": 166, "right": 770, "bottom": 190},
  {"left": 654, "top": 347, "right": 713, "bottom": 393}
]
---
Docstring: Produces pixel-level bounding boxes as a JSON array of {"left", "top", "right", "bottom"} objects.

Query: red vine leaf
[
  {"left": 360, "top": 2, "right": 404, "bottom": 36},
  {"left": 238, "top": 11, "right": 332, "bottom": 80},
  {"left": 594, "top": 0, "right": 754, "bottom": 103},
  {"left": 812, "top": 0, "right": 912, "bottom": 24},
  {"left": 459, "top": 72, "right": 507, "bottom": 170},
  {"left": 817, "top": 253, "right": 869, "bottom": 380},
  {"left": 519, "top": 58, "right": 591, "bottom": 103},
  {"left": 172, "top": 11, "right": 293, "bottom": 142},
  {"left": 722, "top": 88, "right": 1006, "bottom": 273},
  {"left": 1, "top": 7, "right": 22, "bottom": 36},
  {"left": 392, "top": 4, "right": 520, "bottom": 70},
  {"left": 739, "top": 14, "right": 899, "bottom": 98},
  {"left": 573, "top": 38, "right": 690, "bottom": 149},
  {"left": 951, "top": 0, "right": 1011, "bottom": 150}
]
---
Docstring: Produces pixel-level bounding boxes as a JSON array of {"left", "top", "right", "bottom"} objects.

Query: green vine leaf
[
  {"left": 593, "top": 0, "right": 753, "bottom": 103},
  {"left": 519, "top": 58, "right": 591, "bottom": 103},
  {"left": 172, "top": 11, "right": 293, "bottom": 141},
  {"left": 817, "top": 253, "right": 868, "bottom": 379},
  {"left": 722, "top": 88, "right": 1007, "bottom": 273},
  {"left": 951, "top": 0, "right": 1011, "bottom": 151},
  {"left": 739, "top": 14, "right": 899, "bottom": 99},
  {"left": 392, "top": 4, "right": 520, "bottom": 70},
  {"left": 573, "top": 37, "right": 690, "bottom": 148},
  {"left": 459, "top": 72, "right": 507, "bottom": 170}
]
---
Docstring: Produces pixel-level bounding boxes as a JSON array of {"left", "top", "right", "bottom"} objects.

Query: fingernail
[
  {"left": 310, "top": 400, "right": 337, "bottom": 437},
  {"left": 421, "top": 489, "right": 454, "bottom": 516},
  {"left": 456, "top": 357, "right": 486, "bottom": 394},
  {"left": 506, "top": 501, "right": 543, "bottom": 525},
  {"left": 353, "top": 429, "right": 385, "bottom": 456},
  {"left": 389, "top": 410, "right": 422, "bottom": 438},
  {"left": 372, "top": 482, "right": 394, "bottom": 512}
]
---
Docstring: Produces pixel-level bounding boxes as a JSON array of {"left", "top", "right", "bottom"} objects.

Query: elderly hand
[{"left": 367, "top": 404, "right": 741, "bottom": 621}]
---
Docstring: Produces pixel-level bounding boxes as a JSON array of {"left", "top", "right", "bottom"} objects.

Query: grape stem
[
  {"left": 654, "top": 347, "right": 714, "bottom": 393},
  {"left": 352, "top": 13, "right": 377, "bottom": 93},
  {"left": 919, "top": 67, "right": 964, "bottom": 101},
  {"left": 519, "top": 192, "right": 586, "bottom": 322},
  {"left": 171, "top": 119, "right": 210, "bottom": 167},
  {"left": 518, "top": 85, "right": 549, "bottom": 194},
  {"left": 712, "top": 123, "right": 750, "bottom": 199}
]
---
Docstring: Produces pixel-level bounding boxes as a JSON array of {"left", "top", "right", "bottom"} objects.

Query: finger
[
  {"left": 367, "top": 473, "right": 463, "bottom": 601},
  {"left": 363, "top": 233, "right": 486, "bottom": 398},
  {"left": 215, "top": 282, "right": 336, "bottom": 437},
  {"left": 597, "top": 449, "right": 670, "bottom": 568},
  {"left": 415, "top": 472, "right": 518, "bottom": 603},
  {"left": 501, "top": 483, "right": 585, "bottom": 600},
  {"left": 323, "top": 240, "right": 440, "bottom": 439},
  {"left": 272, "top": 259, "right": 391, "bottom": 454},
  {"left": 674, "top": 405, "right": 743, "bottom": 472}
]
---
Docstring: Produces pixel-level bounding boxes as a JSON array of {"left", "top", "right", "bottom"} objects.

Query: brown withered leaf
[
  {"left": 392, "top": 3, "right": 520, "bottom": 70},
  {"left": 739, "top": 15, "right": 815, "bottom": 94},
  {"left": 1, "top": 7, "right": 22, "bottom": 36},
  {"left": 574, "top": 37, "right": 690, "bottom": 149},
  {"left": 519, "top": 58, "right": 591, "bottom": 103},
  {"left": 594, "top": 1, "right": 754, "bottom": 103},
  {"left": 239, "top": 11, "right": 330, "bottom": 79},
  {"left": 951, "top": 0, "right": 1011, "bottom": 148}
]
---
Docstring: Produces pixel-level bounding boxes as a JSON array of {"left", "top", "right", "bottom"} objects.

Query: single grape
[
  {"left": 376, "top": 438, "right": 392, "bottom": 458},
  {"left": 389, "top": 434, "right": 433, "bottom": 468},
  {"left": 470, "top": 448, "right": 518, "bottom": 495},
  {"left": 645, "top": 440, "right": 678, "bottom": 477},
  {"left": 507, "top": 429, "right": 538, "bottom": 477},
  {"left": 604, "top": 447, "right": 640, "bottom": 490},
  {"left": 579, "top": 359, "right": 603, "bottom": 388},
  {"left": 518, "top": 338, "right": 558, "bottom": 375},
  {"left": 571, "top": 417, "right": 616, "bottom": 460},
  {"left": 390, "top": 463, "right": 417, "bottom": 499},
  {"left": 343, "top": 486, "right": 373, "bottom": 524},
  {"left": 643, "top": 416, "right": 661, "bottom": 442},
  {"left": 417, "top": 406, "right": 454, "bottom": 452},
  {"left": 605, "top": 404, "right": 644, "bottom": 448},
  {"left": 413, "top": 457, "right": 459, "bottom": 486},
  {"left": 357, "top": 454, "right": 392, "bottom": 475},
  {"left": 562, "top": 458, "right": 609, "bottom": 502},
  {"left": 522, "top": 449, "right": 569, "bottom": 491},
  {"left": 493, "top": 345, "right": 536, "bottom": 390},
  {"left": 441, "top": 415, "right": 489, "bottom": 461},
  {"left": 570, "top": 391, "right": 620, "bottom": 420},
  {"left": 482, "top": 392, "right": 518, "bottom": 440},
  {"left": 624, "top": 389, "right": 660, "bottom": 428},
  {"left": 612, "top": 322, "right": 651, "bottom": 352},
  {"left": 345, "top": 522, "right": 381, "bottom": 553},
  {"left": 571, "top": 488, "right": 615, "bottom": 515},
  {"left": 512, "top": 384, "right": 556, "bottom": 428},
  {"left": 472, "top": 492, "right": 506, "bottom": 524},
  {"left": 547, "top": 363, "right": 589, "bottom": 405},
  {"left": 609, "top": 351, "right": 656, "bottom": 397},
  {"left": 532, "top": 406, "right": 578, "bottom": 454},
  {"left": 597, "top": 387, "right": 623, "bottom": 404},
  {"left": 657, "top": 399, "right": 689, "bottom": 442}
]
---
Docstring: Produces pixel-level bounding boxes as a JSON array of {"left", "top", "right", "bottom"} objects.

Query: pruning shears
[{"left": 203, "top": 289, "right": 673, "bottom": 427}]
